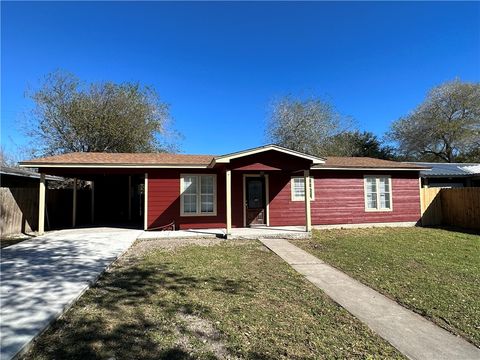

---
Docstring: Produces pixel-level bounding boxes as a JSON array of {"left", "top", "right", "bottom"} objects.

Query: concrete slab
[
  {"left": 260, "top": 238, "right": 480, "bottom": 360},
  {"left": 138, "top": 228, "right": 224, "bottom": 240},
  {"left": 138, "top": 226, "right": 310, "bottom": 240},
  {"left": 0, "top": 227, "right": 141, "bottom": 360},
  {"left": 230, "top": 226, "right": 309, "bottom": 239}
]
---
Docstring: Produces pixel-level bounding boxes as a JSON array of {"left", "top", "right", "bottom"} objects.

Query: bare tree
[
  {"left": 0, "top": 146, "right": 24, "bottom": 167},
  {"left": 266, "top": 95, "right": 353, "bottom": 156},
  {"left": 0, "top": 148, "right": 14, "bottom": 167},
  {"left": 389, "top": 79, "right": 480, "bottom": 162},
  {"left": 25, "top": 70, "right": 180, "bottom": 156}
]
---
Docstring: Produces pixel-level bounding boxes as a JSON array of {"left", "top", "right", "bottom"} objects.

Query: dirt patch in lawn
[{"left": 175, "top": 309, "right": 238, "bottom": 359}]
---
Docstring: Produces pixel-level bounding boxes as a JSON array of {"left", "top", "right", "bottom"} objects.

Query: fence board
[
  {"left": 0, "top": 187, "right": 38, "bottom": 236},
  {"left": 420, "top": 187, "right": 442, "bottom": 226},
  {"left": 1, "top": 187, "right": 91, "bottom": 236},
  {"left": 441, "top": 188, "right": 480, "bottom": 230},
  {"left": 420, "top": 187, "right": 480, "bottom": 230}
]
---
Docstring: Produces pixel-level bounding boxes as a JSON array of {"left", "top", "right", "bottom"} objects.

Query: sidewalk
[{"left": 260, "top": 238, "right": 480, "bottom": 360}]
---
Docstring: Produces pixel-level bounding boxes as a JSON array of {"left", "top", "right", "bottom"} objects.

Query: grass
[
  {"left": 23, "top": 239, "right": 403, "bottom": 359},
  {"left": 294, "top": 227, "right": 480, "bottom": 347}
]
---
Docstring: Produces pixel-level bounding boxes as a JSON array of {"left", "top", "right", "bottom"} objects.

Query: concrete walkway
[
  {"left": 0, "top": 227, "right": 141, "bottom": 360},
  {"left": 260, "top": 238, "right": 480, "bottom": 360}
]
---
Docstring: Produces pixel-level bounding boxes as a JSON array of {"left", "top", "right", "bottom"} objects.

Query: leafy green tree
[
  {"left": 26, "top": 71, "right": 179, "bottom": 156},
  {"left": 389, "top": 79, "right": 480, "bottom": 162},
  {"left": 326, "top": 131, "right": 395, "bottom": 159}
]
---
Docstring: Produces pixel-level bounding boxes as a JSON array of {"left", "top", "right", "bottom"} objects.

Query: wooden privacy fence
[
  {"left": 420, "top": 187, "right": 480, "bottom": 230},
  {"left": 1, "top": 187, "right": 91, "bottom": 237},
  {"left": 0, "top": 187, "right": 38, "bottom": 236}
]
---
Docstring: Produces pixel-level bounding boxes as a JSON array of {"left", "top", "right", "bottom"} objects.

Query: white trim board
[
  {"left": 212, "top": 144, "right": 325, "bottom": 166},
  {"left": 363, "top": 175, "right": 393, "bottom": 212},
  {"left": 291, "top": 176, "right": 315, "bottom": 201}
]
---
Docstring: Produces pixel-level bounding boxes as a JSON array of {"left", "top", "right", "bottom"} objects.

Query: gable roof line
[{"left": 209, "top": 144, "right": 325, "bottom": 167}]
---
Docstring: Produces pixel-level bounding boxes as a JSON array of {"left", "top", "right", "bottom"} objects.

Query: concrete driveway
[{"left": 0, "top": 227, "right": 141, "bottom": 360}]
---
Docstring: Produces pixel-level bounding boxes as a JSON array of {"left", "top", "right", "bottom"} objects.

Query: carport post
[
  {"left": 128, "top": 175, "right": 132, "bottom": 221},
  {"left": 72, "top": 178, "right": 77, "bottom": 228},
  {"left": 38, "top": 173, "right": 46, "bottom": 235},
  {"left": 226, "top": 169, "right": 232, "bottom": 237},
  {"left": 91, "top": 181, "right": 95, "bottom": 224},
  {"left": 304, "top": 170, "right": 312, "bottom": 232}
]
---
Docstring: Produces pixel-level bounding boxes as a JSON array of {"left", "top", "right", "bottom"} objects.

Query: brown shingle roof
[
  {"left": 20, "top": 152, "right": 214, "bottom": 166},
  {"left": 314, "top": 157, "right": 426, "bottom": 169},
  {"left": 20, "top": 151, "right": 426, "bottom": 170}
]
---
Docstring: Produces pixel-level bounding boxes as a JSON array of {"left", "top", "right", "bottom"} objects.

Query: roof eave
[
  {"left": 19, "top": 163, "right": 209, "bottom": 169},
  {"left": 311, "top": 166, "right": 425, "bottom": 171},
  {"left": 212, "top": 144, "right": 326, "bottom": 165},
  {"left": 0, "top": 170, "right": 63, "bottom": 181},
  {"left": 420, "top": 174, "right": 472, "bottom": 178}
]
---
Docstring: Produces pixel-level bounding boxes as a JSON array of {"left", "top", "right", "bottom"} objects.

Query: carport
[
  {"left": 20, "top": 152, "right": 218, "bottom": 235},
  {"left": 20, "top": 160, "right": 148, "bottom": 234}
]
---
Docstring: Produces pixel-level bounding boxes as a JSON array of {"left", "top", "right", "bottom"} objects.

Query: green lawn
[
  {"left": 24, "top": 239, "right": 402, "bottom": 359},
  {"left": 294, "top": 227, "right": 480, "bottom": 347}
]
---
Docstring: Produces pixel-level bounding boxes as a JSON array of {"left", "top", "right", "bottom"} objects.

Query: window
[
  {"left": 291, "top": 177, "right": 315, "bottom": 201},
  {"left": 364, "top": 176, "right": 392, "bottom": 211},
  {"left": 180, "top": 174, "right": 216, "bottom": 216}
]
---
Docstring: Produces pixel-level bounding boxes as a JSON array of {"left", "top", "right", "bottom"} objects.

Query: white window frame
[
  {"left": 180, "top": 174, "right": 217, "bottom": 216},
  {"left": 291, "top": 176, "right": 315, "bottom": 201},
  {"left": 363, "top": 175, "right": 393, "bottom": 212}
]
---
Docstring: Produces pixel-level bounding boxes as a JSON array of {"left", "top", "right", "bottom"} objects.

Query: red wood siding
[
  {"left": 147, "top": 169, "right": 226, "bottom": 230},
  {"left": 147, "top": 165, "right": 421, "bottom": 229},
  {"left": 311, "top": 171, "right": 421, "bottom": 225},
  {"left": 229, "top": 150, "right": 311, "bottom": 171},
  {"left": 268, "top": 170, "right": 421, "bottom": 226},
  {"left": 148, "top": 170, "right": 264, "bottom": 229},
  {"left": 269, "top": 172, "right": 305, "bottom": 226}
]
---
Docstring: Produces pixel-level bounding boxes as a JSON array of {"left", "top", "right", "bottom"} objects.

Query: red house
[{"left": 20, "top": 145, "right": 426, "bottom": 236}]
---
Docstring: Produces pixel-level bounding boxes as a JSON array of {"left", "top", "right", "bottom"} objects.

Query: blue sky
[{"left": 2, "top": 1, "right": 479, "bottom": 156}]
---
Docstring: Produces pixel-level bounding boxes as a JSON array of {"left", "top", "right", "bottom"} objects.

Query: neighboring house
[
  {"left": 20, "top": 145, "right": 427, "bottom": 236},
  {"left": 0, "top": 167, "right": 62, "bottom": 236},
  {"left": 411, "top": 162, "right": 480, "bottom": 188}
]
